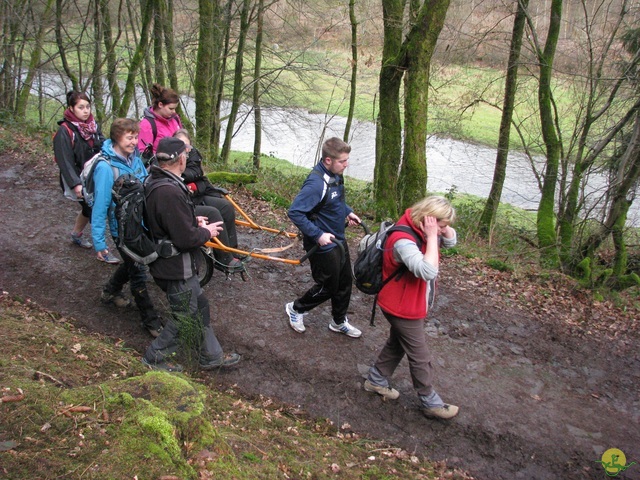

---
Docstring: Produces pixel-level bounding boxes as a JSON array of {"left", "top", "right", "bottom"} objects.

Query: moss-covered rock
[{"left": 59, "top": 371, "right": 219, "bottom": 479}]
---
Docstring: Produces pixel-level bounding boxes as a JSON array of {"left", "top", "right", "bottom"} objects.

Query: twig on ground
[{"left": 33, "top": 370, "right": 66, "bottom": 387}]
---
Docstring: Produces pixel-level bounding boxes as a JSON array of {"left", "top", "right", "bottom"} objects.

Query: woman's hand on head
[{"left": 420, "top": 216, "right": 439, "bottom": 239}]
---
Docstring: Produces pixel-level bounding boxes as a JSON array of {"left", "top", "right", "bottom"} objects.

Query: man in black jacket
[{"left": 142, "top": 137, "right": 241, "bottom": 372}]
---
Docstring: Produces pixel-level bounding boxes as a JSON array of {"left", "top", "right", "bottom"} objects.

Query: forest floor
[{"left": 1, "top": 141, "right": 639, "bottom": 479}]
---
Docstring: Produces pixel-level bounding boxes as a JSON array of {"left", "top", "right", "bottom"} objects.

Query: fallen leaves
[
  {"left": 0, "top": 388, "right": 24, "bottom": 403},
  {"left": 57, "top": 405, "right": 93, "bottom": 417}
]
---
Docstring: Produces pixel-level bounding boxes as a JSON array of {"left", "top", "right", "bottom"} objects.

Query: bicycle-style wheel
[{"left": 194, "top": 246, "right": 214, "bottom": 287}]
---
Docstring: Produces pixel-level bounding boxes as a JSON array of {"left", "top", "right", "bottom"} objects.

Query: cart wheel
[{"left": 195, "top": 246, "right": 214, "bottom": 287}]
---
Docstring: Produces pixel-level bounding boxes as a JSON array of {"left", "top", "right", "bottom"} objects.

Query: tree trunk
[
  {"left": 1, "top": 0, "right": 29, "bottom": 111},
  {"left": 252, "top": 0, "right": 264, "bottom": 170},
  {"left": 557, "top": 2, "right": 634, "bottom": 271},
  {"left": 479, "top": 0, "right": 529, "bottom": 237},
  {"left": 153, "top": 0, "right": 165, "bottom": 85},
  {"left": 534, "top": 0, "right": 562, "bottom": 268},
  {"left": 344, "top": 0, "right": 357, "bottom": 143},
  {"left": 211, "top": 0, "right": 233, "bottom": 161},
  {"left": 99, "top": 0, "right": 121, "bottom": 114},
  {"left": 91, "top": 0, "right": 106, "bottom": 123},
  {"left": 117, "top": 0, "right": 154, "bottom": 118},
  {"left": 162, "top": 0, "right": 191, "bottom": 132},
  {"left": 15, "top": 0, "right": 54, "bottom": 118},
  {"left": 220, "top": 0, "right": 251, "bottom": 166},
  {"left": 578, "top": 113, "right": 640, "bottom": 265},
  {"left": 55, "top": 0, "right": 79, "bottom": 91},
  {"left": 195, "top": 0, "right": 216, "bottom": 150},
  {"left": 399, "top": 0, "right": 450, "bottom": 210},
  {"left": 375, "top": 0, "right": 406, "bottom": 220}
]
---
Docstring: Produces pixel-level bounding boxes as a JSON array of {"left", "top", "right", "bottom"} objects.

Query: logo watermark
[{"left": 596, "top": 448, "right": 636, "bottom": 477}]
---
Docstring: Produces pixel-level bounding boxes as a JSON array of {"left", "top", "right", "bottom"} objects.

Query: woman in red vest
[{"left": 364, "top": 196, "right": 459, "bottom": 420}]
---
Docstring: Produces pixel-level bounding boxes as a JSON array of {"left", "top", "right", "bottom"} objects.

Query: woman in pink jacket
[
  {"left": 138, "top": 83, "right": 183, "bottom": 156},
  {"left": 364, "top": 196, "right": 459, "bottom": 420}
]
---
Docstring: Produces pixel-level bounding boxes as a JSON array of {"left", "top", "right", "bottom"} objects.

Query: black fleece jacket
[{"left": 145, "top": 165, "right": 212, "bottom": 280}]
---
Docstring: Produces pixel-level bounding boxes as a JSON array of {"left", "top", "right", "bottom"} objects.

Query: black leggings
[{"left": 194, "top": 205, "right": 234, "bottom": 265}]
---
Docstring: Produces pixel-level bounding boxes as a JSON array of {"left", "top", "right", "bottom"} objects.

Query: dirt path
[{"left": 1, "top": 152, "right": 638, "bottom": 479}]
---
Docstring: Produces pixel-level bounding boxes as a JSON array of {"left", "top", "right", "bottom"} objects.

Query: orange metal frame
[{"left": 203, "top": 194, "right": 305, "bottom": 265}]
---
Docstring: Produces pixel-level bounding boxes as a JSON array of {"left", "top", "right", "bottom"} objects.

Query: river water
[
  {"left": 214, "top": 102, "right": 638, "bottom": 226},
  {"left": 36, "top": 74, "right": 637, "bottom": 226}
]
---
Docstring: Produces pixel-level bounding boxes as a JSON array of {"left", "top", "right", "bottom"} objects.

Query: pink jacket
[{"left": 138, "top": 107, "right": 183, "bottom": 153}]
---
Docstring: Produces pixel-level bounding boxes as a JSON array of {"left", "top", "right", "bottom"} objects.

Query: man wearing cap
[{"left": 141, "top": 136, "right": 241, "bottom": 372}]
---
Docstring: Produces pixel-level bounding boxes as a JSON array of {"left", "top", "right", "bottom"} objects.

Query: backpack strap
[
  {"left": 61, "top": 122, "right": 75, "bottom": 148},
  {"left": 149, "top": 116, "right": 157, "bottom": 144},
  {"left": 380, "top": 225, "right": 422, "bottom": 287},
  {"left": 308, "top": 169, "right": 342, "bottom": 219}
]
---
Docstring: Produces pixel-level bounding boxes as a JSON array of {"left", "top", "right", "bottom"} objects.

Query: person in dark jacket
[
  {"left": 142, "top": 136, "right": 241, "bottom": 372},
  {"left": 364, "top": 196, "right": 459, "bottom": 420},
  {"left": 53, "top": 91, "right": 104, "bottom": 249},
  {"left": 285, "top": 137, "right": 362, "bottom": 338},
  {"left": 173, "top": 129, "right": 241, "bottom": 271}
]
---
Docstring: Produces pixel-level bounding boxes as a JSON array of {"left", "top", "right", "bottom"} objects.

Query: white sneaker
[
  {"left": 285, "top": 302, "right": 306, "bottom": 333},
  {"left": 328, "top": 317, "right": 362, "bottom": 338}
]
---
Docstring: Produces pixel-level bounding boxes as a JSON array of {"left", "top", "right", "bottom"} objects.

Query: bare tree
[
  {"left": 478, "top": 0, "right": 529, "bottom": 237},
  {"left": 220, "top": 0, "right": 252, "bottom": 166},
  {"left": 116, "top": 0, "right": 154, "bottom": 117},
  {"left": 525, "top": 0, "right": 563, "bottom": 268},
  {"left": 252, "top": 0, "right": 265, "bottom": 169},
  {"left": 344, "top": 0, "right": 358, "bottom": 142},
  {"left": 376, "top": 0, "right": 451, "bottom": 218},
  {"left": 16, "top": 0, "right": 55, "bottom": 118}
]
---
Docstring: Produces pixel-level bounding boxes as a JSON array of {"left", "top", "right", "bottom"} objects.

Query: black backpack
[
  {"left": 112, "top": 174, "right": 176, "bottom": 265},
  {"left": 353, "top": 221, "right": 422, "bottom": 325}
]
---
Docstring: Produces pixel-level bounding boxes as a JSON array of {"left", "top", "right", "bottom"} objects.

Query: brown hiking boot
[
  {"left": 364, "top": 379, "right": 400, "bottom": 400},
  {"left": 100, "top": 291, "right": 131, "bottom": 308},
  {"left": 422, "top": 404, "right": 459, "bottom": 420}
]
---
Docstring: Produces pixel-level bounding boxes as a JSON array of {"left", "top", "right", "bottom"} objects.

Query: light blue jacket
[{"left": 91, "top": 139, "right": 148, "bottom": 252}]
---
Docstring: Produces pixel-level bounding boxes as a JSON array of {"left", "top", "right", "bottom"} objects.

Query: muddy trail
[{"left": 0, "top": 151, "right": 638, "bottom": 479}]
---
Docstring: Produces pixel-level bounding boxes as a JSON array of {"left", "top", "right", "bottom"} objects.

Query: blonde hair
[{"left": 409, "top": 196, "right": 456, "bottom": 226}]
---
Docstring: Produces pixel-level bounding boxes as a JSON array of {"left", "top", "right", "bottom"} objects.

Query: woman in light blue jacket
[{"left": 91, "top": 118, "right": 163, "bottom": 338}]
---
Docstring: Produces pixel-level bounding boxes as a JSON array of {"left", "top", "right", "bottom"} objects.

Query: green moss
[{"left": 485, "top": 259, "right": 513, "bottom": 272}]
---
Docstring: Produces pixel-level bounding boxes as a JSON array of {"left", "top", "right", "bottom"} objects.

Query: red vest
[{"left": 377, "top": 209, "right": 430, "bottom": 320}]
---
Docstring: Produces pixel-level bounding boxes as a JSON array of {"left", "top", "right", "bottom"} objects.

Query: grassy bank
[{"left": 0, "top": 294, "right": 471, "bottom": 480}]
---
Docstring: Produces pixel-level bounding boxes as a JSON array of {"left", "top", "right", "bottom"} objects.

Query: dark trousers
[
  {"left": 293, "top": 243, "right": 352, "bottom": 323},
  {"left": 104, "top": 244, "right": 161, "bottom": 330},
  {"left": 197, "top": 195, "right": 237, "bottom": 248},
  {"left": 194, "top": 205, "right": 234, "bottom": 265},
  {"left": 373, "top": 310, "right": 434, "bottom": 397},
  {"left": 144, "top": 275, "right": 223, "bottom": 363}
]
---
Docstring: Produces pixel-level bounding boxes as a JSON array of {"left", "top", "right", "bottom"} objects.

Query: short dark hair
[
  {"left": 321, "top": 137, "right": 351, "bottom": 161},
  {"left": 66, "top": 91, "right": 91, "bottom": 108},
  {"left": 110, "top": 118, "right": 139, "bottom": 143}
]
